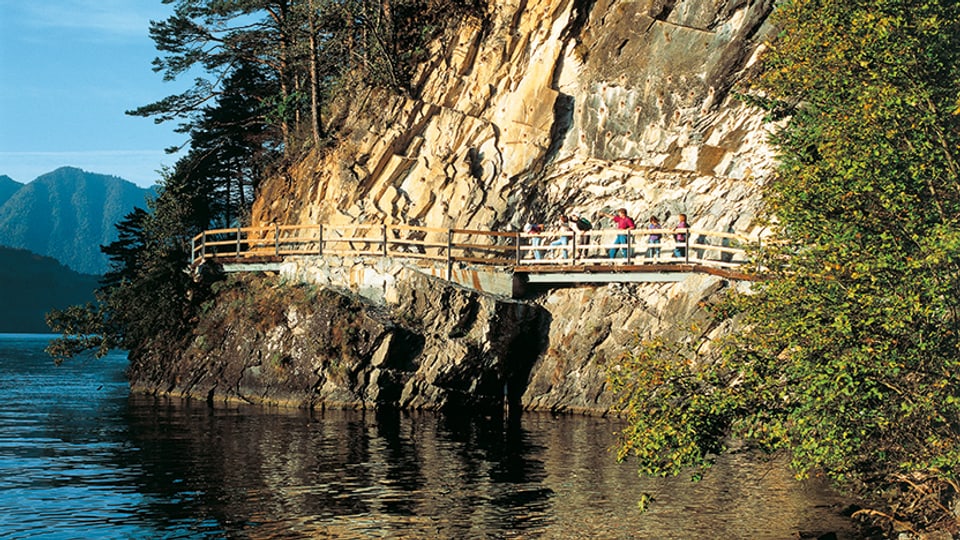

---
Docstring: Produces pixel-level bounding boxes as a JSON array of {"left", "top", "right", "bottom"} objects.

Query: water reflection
[
  {"left": 0, "top": 335, "right": 857, "bottom": 539},
  {"left": 120, "top": 398, "right": 856, "bottom": 539}
]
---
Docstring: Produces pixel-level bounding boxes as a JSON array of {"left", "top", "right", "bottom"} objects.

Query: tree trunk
[
  {"left": 272, "top": 0, "right": 293, "bottom": 154},
  {"left": 307, "top": 0, "right": 322, "bottom": 146}
]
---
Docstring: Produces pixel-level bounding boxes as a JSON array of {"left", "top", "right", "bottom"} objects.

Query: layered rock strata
[
  {"left": 130, "top": 271, "right": 547, "bottom": 412},
  {"left": 131, "top": 266, "right": 741, "bottom": 415},
  {"left": 252, "top": 0, "right": 776, "bottom": 237},
  {"left": 150, "top": 0, "right": 779, "bottom": 413}
]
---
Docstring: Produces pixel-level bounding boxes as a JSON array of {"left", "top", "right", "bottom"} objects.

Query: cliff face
[
  {"left": 131, "top": 269, "right": 741, "bottom": 414},
  {"left": 131, "top": 272, "right": 548, "bottom": 412},
  {"left": 151, "top": 0, "right": 779, "bottom": 414},
  {"left": 252, "top": 0, "right": 776, "bottom": 235}
]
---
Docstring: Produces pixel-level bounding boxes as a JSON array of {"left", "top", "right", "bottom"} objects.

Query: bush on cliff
[
  {"left": 611, "top": 0, "right": 960, "bottom": 535},
  {"left": 45, "top": 166, "right": 219, "bottom": 365}
]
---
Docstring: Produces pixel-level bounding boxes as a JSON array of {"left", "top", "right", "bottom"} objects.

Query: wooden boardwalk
[{"left": 191, "top": 223, "right": 759, "bottom": 286}]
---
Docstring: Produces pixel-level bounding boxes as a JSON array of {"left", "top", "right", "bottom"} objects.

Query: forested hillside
[
  {"left": 0, "top": 167, "right": 154, "bottom": 274},
  {"left": 0, "top": 246, "right": 98, "bottom": 333}
]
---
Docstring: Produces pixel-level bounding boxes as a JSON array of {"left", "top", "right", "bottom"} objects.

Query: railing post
[
  {"left": 626, "top": 229, "right": 633, "bottom": 262},
  {"left": 571, "top": 234, "right": 578, "bottom": 265},
  {"left": 446, "top": 229, "right": 454, "bottom": 280},
  {"left": 274, "top": 223, "right": 280, "bottom": 257},
  {"left": 684, "top": 228, "right": 690, "bottom": 264},
  {"left": 190, "top": 235, "right": 196, "bottom": 264},
  {"left": 515, "top": 232, "right": 522, "bottom": 266},
  {"left": 236, "top": 224, "right": 242, "bottom": 257},
  {"left": 201, "top": 231, "right": 207, "bottom": 260},
  {"left": 318, "top": 224, "right": 324, "bottom": 256},
  {"left": 382, "top": 224, "right": 389, "bottom": 257}
]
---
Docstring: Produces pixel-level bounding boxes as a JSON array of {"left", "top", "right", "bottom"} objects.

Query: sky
[{"left": 0, "top": 1, "right": 187, "bottom": 188}]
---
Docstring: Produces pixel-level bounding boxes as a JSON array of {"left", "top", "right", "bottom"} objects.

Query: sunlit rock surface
[
  {"left": 155, "top": 0, "right": 779, "bottom": 413},
  {"left": 252, "top": 0, "right": 776, "bottom": 236}
]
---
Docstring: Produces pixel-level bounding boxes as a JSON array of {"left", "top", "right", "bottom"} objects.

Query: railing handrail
[{"left": 190, "top": 222, "right": 756, "bottom": 272}]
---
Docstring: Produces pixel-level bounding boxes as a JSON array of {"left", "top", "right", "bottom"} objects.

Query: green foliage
[
  {"left": 609, "top": 334, "right": 735, "bottom": 480},
  {"left": 186, "top": 62, "right": 281, "bottom": 227},
  {"left": 126, "top": 0, "right": 483, "bottom": 229},
  {"left": 612, "top": 0, "right": 960, "bottom": 533},
  {"left": 132, "top": 0, "right": 483, "bottom": 153},
  {"left": 100, "top": 207, "right": 150, "bottom": 289},
  {"left": 45, "top": 300, "right": 115, "bottom": 364},
  {"left": 46, "top": 164, "right": 220, "bottom": 365}
]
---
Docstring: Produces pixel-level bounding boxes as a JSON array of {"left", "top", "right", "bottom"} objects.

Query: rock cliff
[
  {"left": 141, "top": 0, "right": 778, "bottom": 414},
  {"left": 130, "top": 273, "right": 547, "bottom": 412},
  {"left": 131, "top": 268, "right": 743, "bottom": 414},
  {"left": 252, "top": 0, "right": 776, "bottom": 236}
]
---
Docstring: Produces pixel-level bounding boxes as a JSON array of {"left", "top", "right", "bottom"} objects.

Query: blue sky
[{"left": 0, "top": 1, "right": 186, "bottom": 187}]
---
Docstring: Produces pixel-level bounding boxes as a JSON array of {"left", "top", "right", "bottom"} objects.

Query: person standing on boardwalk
[
  {"left": 568, "top": 211, "right": 592, "bottom": 258},
  {"left": 600, "top": 208, "right": 635, "bottom": 259},
  {"left": 646, "top": 215, "right": 662, "bottom": 260},
  {"left": 550, "top": 216, "right": 573, "bottom": 260},
  {"left": 523, "top": 222, "right": 545, "bottom": 260},
  {"left": 673, "top": 213, "right": 689, "bottom": 259}
]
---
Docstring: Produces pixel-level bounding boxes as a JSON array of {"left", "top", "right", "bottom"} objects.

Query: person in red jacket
[{"left": 601, "top": 208, "right": 635, "bottom": 259}]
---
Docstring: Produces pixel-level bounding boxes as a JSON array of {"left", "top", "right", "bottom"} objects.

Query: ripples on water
[{"left": 0, "top": 334, "right": 857, "bottom": 539}]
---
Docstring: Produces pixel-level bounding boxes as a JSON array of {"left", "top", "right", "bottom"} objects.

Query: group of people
[
  {"left": 523, "top": 209, "right": 689, "bottom": 261},
  {"left": 523, "top": 212, "right": 593, "bottom": 260}
]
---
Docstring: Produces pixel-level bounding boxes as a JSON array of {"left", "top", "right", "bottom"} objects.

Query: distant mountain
[
  {"left": 0, "top": 246, "right": 99, "bottom": 333},
  {"left": 0, "top": 175, "right": 22, "bottom": 208},
  {"left": 0, "top": 167, "right": 154, "bottom": 275}
]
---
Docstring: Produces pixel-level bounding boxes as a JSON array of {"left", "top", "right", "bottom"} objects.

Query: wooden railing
[
  {"left": 516, "top": 227, "right": 750, "bottom": 268},
  {"left": 191, "top": 223, "right": 754, "bottom": 271}
]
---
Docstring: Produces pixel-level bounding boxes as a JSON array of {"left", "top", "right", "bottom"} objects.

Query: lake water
[{"left": 0, "top": 334, "right": 859, "bottom": 539}]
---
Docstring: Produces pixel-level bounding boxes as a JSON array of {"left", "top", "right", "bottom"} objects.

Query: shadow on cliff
[
  {"left": 542, "top": 0, "right": 595, "bottom": 166},
  {"left": 424, "top": 299, "right": 553, "bottom": 418},
  {"left": 502, "top": 303, "right": 552, "bottom": 417}
]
